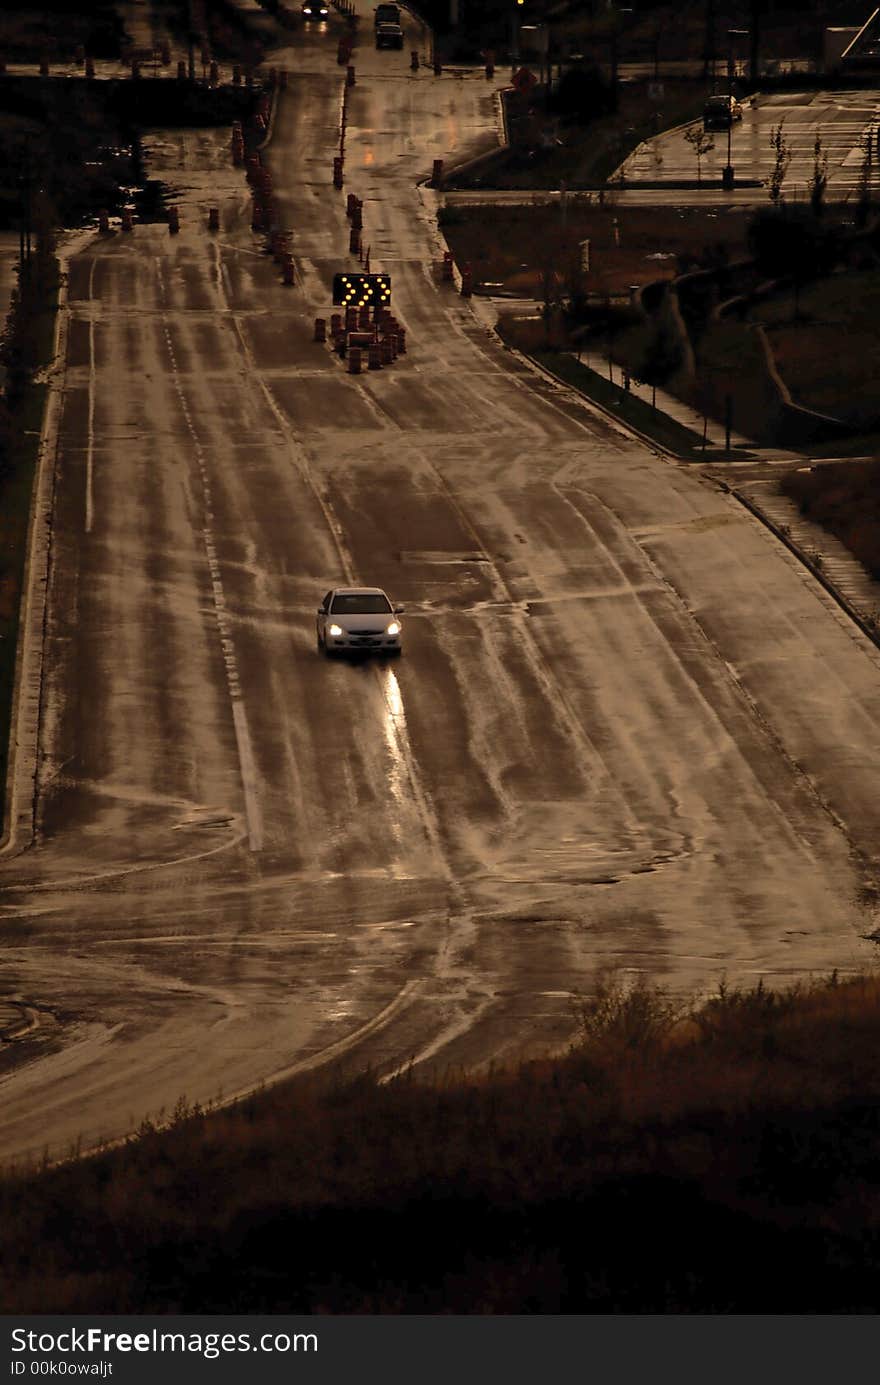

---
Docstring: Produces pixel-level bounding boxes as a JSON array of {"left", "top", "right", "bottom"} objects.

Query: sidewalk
[{"left": 569, "top": 341, "right": 759, "bottom": 455}]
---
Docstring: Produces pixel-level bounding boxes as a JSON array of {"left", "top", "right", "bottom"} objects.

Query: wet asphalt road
[{"left": 1, "top": 10, "right": 880, "bottom": 1164}]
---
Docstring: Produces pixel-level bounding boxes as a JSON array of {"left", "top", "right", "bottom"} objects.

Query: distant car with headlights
[
  {"left": 703, "top": 94, "right": 743, "bottom": 129},
  {"left": 316, "top": 587, "right": 404, "bottom": 655},
  {"left": 301, "top": 0, "right": 329, "bottom": 16},
  {"left": 376, "top": 19, "right": 404, "bottom": 47}
]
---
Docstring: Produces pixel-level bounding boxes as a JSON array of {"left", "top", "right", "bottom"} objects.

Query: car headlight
[
  {"left": 328, "top": 623, "right": 344, "bottom": 636},
  {"left": 386, "top": 621, "right": 401, "bottom": 636}
]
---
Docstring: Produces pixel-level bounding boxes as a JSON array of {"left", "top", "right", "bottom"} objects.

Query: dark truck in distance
[
  {"left": 376, "top": 20, "right": 404, "bottom": 47},
  {"left": 374, "top": 3, "right": 401, "bottom": 25},
  {"left": 703, "top": 94, "right": 743, "bottom": 129}
]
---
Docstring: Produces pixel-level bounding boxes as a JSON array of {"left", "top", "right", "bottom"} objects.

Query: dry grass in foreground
[{"left": 3, "top": 971, "right": 880, "bottom": 1312}]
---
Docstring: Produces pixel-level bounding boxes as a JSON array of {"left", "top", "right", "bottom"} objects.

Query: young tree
[
  {"left": 684, "top": 125, "right": 715, "bottom": 185},
  {"left": 856, "top": 130, "right": 873, "bottom": 227},
  {"left": 637, "top": 317, "right": 684, "bottom": 408},
  {"left": 808, "top": 132, "right": 829, "bottom": 217},
  {"left": 768, "top": 121, "right": 791, "bottom": 207}
]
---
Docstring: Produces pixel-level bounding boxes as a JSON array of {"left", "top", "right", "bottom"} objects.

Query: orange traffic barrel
[
  {"left": 349, "top": 227, "right": 361, "bottom": 255},
  {"left": 208, "top": 207, "right": 220, "bottom": 231},
  {"left": 368, "top": 343, "right": 382, "bottom": 370},
  {"left": 121, "top": 207, "right": 133, "bottom": 232},
  {"left": 396, "top": 326, "right": 407, "bottom": 354},
  {"left": 282, "top": 255, "right": 295, "bottom": 286},
  {"left": 314, "top": 318, "right": 327, "bottom": 342},
  {"left": 348, "top": 346, "right": 362, "bottom": 374},
  {"left": 168, "top": 206, "right": 180, "bottom": 234}
]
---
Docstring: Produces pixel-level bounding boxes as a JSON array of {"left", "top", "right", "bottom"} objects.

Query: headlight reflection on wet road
[{"left": 379, "top": 664, "right": 410, "bottom": 857}]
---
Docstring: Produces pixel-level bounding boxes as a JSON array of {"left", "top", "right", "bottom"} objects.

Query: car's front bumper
[{"left": 326, "top": 635, "right": 401, "bottom": 652}]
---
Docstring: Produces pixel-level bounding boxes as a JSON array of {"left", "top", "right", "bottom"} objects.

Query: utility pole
[{"left": 750, "top": 0, "right": 760, "bottom": 83}]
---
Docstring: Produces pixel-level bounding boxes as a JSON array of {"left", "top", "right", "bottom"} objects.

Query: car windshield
[{"left": 331, "top": 593, "right": 392, "bottom": 614}]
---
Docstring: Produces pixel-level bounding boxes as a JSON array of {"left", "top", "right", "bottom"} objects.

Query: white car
[{"left": 316, "top": 587, "right": 404, "bottom": 656}]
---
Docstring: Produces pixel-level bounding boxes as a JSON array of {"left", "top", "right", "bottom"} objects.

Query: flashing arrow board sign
[{"left": 332, "top": 272, "right": 392, "bottom": 307}]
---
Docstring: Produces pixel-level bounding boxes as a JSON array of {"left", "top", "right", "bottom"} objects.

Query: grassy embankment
[{"left": 4, "top": 971, "right": 880, "bottom": 1312}]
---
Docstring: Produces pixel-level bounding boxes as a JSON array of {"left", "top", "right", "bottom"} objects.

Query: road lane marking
[
  {"left": 85, "top": 259, "right": 96, "bottom": 533},
  {"left": 157, "top": 268, "right": 264, "bottom": 853}
]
